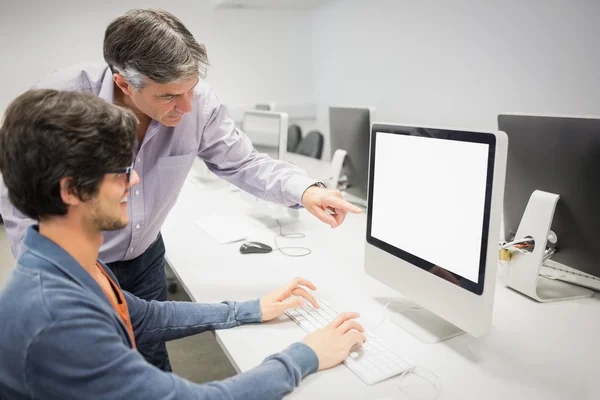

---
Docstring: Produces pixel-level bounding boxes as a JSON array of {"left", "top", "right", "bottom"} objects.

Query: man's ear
[
  {"left": 59, "top": 177, "right": 82, "bottom": 206},
  {"left": 113, "top": 73, "right": 135, "bottom": 97}
]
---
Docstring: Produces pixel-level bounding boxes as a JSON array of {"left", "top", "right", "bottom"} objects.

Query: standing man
[{"left": 0, "top": 8, "right": 361, "bottom": 371}]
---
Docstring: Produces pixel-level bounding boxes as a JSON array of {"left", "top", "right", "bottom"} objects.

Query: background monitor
[
  {"left": 329, "top": 106, "right": 374, "bottom": 201},
  {"left": 255, "top": 103, "right": 275, "bottom": 111},
  {"left": 242, "top": 110, "right": 288, "bottom": 160},
  {"left": 364, "top": 123, "right": 507, "bottom": 343},
  {"left": 498, "top": 114, "right": 600, "bottom": 279}
]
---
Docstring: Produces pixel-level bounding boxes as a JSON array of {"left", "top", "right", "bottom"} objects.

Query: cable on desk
[
  {"left": 397, "top": 367, "right": 442, "bottom": 400},
  {"left": 273, "top": 219, "right": 312, "bottom": 257}
]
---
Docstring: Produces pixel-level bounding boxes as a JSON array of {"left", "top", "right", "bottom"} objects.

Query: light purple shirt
[{"left": 0, "top": 64, "right": 315, "bottom": 263}]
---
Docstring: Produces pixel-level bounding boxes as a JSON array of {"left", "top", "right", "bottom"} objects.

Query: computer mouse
[{"left": 239, "top": 241, "right": 273, "bottom": 254}]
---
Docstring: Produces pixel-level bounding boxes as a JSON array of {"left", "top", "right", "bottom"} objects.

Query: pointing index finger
[{"left": 324, "top": 196, "right": 362, "bottom": 214}]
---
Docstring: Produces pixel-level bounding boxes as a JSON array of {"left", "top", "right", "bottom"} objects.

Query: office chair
[
  {"left": 295, "top": 130, "right": 324, "bottom": 159},
  {"left": 287, "top": 124, "right": 302, "bottom": 152}
]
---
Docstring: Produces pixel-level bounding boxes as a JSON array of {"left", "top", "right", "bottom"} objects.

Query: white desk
[{"left": 162, "top": 159, "right": 597, "bottom": 400}]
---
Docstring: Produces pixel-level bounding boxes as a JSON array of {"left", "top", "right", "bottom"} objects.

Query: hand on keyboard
[
  {"left": 287, "top": 300, "right": 414, "bottom": 385},
  {"left": 260, "top": 277, "right": 320, "bottom": 321},
  {"left": 302, "top": 312, "right": 367, "bottom": 370}
]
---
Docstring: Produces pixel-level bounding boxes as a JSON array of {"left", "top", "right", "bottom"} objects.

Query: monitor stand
[
  {"left": 500, "top": 190, "right": 594, "bottom": 302},
  {"left": 247, "top": 210, "right": 298, "bottom": 231},
  {"left": 327, "top": 149, "right": 347, "bottom": 189},
  {"left": 329, "top": 149, "right": 368, "bottom": 208},
  {"left": 385, "top": 301, "right": 464, "bottom": 344},
  {"left": 239, "top": 191, "right": 300, "bottom": 230}
]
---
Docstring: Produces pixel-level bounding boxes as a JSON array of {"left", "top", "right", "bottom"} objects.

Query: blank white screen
[{"left": 370, "top": 132, "right": 489, "bottom": 282}]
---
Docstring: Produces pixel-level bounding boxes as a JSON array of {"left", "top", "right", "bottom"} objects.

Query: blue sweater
[{"left": 0, "top": 226, "right": 319, "bottom": 399}]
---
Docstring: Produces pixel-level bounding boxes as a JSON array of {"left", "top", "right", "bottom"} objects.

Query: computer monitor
[
  {"left": 242, "top": 110, "right": 288, "bottom": 160},
  {"left": 364, "top": 123, "right": 507, "bottom": 343},
  {"left": 240, "top": 110, "right": 296, "bottom": 226},
  {"left": 329, "top": 107, "right": 374, "bottom": 203},
  {"left": 498, "top": 114, "right": 600, "bottom": 280}
]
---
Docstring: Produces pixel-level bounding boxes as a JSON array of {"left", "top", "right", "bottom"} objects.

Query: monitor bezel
[{"left": 366, "top": 123, "right": 497, "bottom": 295}]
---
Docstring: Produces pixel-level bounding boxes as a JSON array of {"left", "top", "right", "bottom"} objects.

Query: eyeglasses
[{"left": 107, "top": 164, "right": 134, "bottom": 183}]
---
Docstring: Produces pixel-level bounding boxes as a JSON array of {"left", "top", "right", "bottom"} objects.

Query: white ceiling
[{"left": 213, "top": 0, "right": 337, "bottom": 10}]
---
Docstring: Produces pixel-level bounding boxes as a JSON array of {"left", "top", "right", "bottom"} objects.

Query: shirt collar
[
  {"left": 97, "top": 65, "right": 163, "bottom": 145},
  {"left": 22, "top": 225, "right": 119, "bottom": 305},
  {"left": 98, "top": 65, "right": 115, "bottom": 104}
]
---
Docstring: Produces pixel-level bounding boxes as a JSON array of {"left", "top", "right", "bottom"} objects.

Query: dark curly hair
[{"left": 0, "top": 89, "right": 137, "bottom": 220}]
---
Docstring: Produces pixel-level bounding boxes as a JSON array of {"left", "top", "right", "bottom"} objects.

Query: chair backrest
[
  {"left": 295, "top": 130, "right": 324, "bottom": 159},
  {"left": 287, "top": 124, "right": 302, "bottom": 152}
]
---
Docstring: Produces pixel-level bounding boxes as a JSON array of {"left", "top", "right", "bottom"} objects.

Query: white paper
[{"left": 195, "top": 216, "right": 252, "bottom": 245}]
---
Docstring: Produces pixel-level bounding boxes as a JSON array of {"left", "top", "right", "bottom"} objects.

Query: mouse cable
[{"left": 273, "top": 219, "right": 312, "bottom": 257}]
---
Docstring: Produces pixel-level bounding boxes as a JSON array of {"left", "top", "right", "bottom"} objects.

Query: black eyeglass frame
[{"left": 106, "top": 164, "right": 134, "bottom": 183}]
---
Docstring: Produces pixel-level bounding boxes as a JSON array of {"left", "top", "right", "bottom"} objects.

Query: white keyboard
[
  {"left": 285, "top": 300, "right": 412, "bottom": 385},
  {"left": 540, "top": 261, "right": 600, "bottom": 291}
]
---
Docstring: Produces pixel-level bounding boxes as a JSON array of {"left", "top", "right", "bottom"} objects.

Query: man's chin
[
  {"left": 101, "top": 218, "right": 129, "bottom": 232},
  {"left": 161, "top": 114, "right": 183, "bottom": 126}
]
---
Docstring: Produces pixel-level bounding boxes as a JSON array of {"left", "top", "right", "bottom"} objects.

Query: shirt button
[
  {"left": 136, "top": 224, "right": 140, "bottom": 230},
  {"left": 129, "top": 248, "right": 134, "bottom": 253},
  {"left": 137, "top": 158, "right": 141, "bottom": 163},
  {"left": 135, "top": 190, "right": 140, "bottom": 196}
]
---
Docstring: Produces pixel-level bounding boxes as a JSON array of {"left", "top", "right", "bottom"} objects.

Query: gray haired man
[{"left": 0, "top": 8, "right": 361, "bottom": 371}]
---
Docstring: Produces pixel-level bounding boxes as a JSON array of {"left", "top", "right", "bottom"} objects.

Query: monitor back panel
[{"left": 499, "top": 114, "right": 600, "bottom": 278}]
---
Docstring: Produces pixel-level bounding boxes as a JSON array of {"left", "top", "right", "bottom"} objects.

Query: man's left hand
[
  {"left": 301, "top": 186, "right": 362, "bottom": 228},
  {"left": 260, "top": 277, "right": 319, "bottom": 321}
]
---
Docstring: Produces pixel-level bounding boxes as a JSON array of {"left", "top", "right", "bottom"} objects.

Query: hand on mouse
[
  {"left": 260, "top": 277, "right": 319, "bottom": 321},
  {"left": 302, "top": 312, "right": 366, "bottom": 370}
]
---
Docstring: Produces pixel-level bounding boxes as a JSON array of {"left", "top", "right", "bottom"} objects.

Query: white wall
[
  {"left": 311, "top": 0, "right": 600, "bottom": 159},
  {"left": 4, "top": 0, "right": 598, "bottom": 157},
  {"left": 0, "top": 0, "right": 314, "bottom": 115}
]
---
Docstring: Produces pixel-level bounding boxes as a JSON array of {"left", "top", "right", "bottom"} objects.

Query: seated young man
[{"left": 0, "top": 89, "right": 366, "bottom": 400}]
